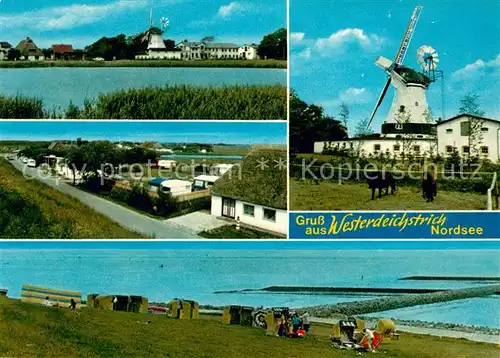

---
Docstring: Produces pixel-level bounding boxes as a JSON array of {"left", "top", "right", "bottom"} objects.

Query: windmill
[
  {"left": 366, "top": 6, "right": 436, "bottom": 137},
  {"left": 140, "top": 9, "right": 168, "bottom": 51}
]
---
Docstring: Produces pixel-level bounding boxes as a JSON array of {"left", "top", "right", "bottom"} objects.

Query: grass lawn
[
  {"left": 290, "top": 179, "right": 488, "bottom": 211},
  {"left": 0, "top": 59, "right": 287, "bottom": 69},
  {"left": 199, "top": 225, "right": 285, "bottom": 239},
  {"left": 0, "top": 159, "right": 141, "bottom": 239},
  {"left": 0, "top": 297, "right": 496, "bottom": 358}
]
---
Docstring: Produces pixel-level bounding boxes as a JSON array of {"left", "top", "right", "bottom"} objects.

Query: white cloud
[
  {"left": 315, "top": 28, "right": 384, "bottom": 53},
  {"left": 290, "top": 32, "right": 305, "bottom": 44},
  {"left": 0, "top": 0, "right": 147, "bottom": 31},
  {"left": 319, "top": 87, "right": 373, "bottom": 110},
  {"left": 452, "top": 54, "right": 500, "bottom": 81},
  {"left": 297, "top": 47, "right": 311, "bottom": 59},
  {"left": 218, "top": 2, "right": 249, "bottom": 18}
]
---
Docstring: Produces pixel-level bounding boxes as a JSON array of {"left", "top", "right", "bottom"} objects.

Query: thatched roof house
[
  {"left": 210, "top": 148, "right": 287, "bottom": 235},
  {"left": 16, "top": 37, "right": 45, "bottom": 60}
]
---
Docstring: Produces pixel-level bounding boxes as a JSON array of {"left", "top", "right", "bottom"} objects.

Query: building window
[
  {"left": 417, "top": 135, "right": 424, "bottom": 138},
  {"left": 374, "top": 144, "right": 381, "bottom": 151},
  {"left": 413, "top": 145, "right": 420, "bottom": 152},
  {"left": 481, "top": 146, "right": 489, "bottom": 154},
  {"left": 446, "top": 128, "right": 453, "bottom": 134},
  {"left": 393, "top": 145, "right": 400, "bottom": 151},
  {"left": 481, "top": 127, "right": 489, "bottom": 132},
  {"left": 263, "top": 208, "right": 276, "bottom": 222},
  {"left": 243, "top": 204, "right": 255, "bottom": 217},
  {"left": 462, "top": 146, "right": 470, "bottom": 154},
  {"left": 415, "top": 101, "right": 419, "bottom": 106},
  {"left": 395, "top": 123, "right": 403, "bottom": 130},
  {"left": 460, "top": 121, "right": 470, "bottom": 136},
  {"left": 445, "top": 146, "right": 454, "bottom": 153}
]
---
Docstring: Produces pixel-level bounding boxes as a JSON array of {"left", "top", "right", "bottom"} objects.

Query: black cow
[
  {"left": 368, "top": 171, "right": 396, "bottom": 200},
  {"left": 422, "top": 172, "right": 437, "bottom": 202}
]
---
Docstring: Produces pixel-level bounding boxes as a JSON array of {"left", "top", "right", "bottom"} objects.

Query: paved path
[
  {"left": 10, "top": 160, "right": 198, "bottom": 239},
  {"left": 164, "top": 211, "right": 228, "bottom": 235}
]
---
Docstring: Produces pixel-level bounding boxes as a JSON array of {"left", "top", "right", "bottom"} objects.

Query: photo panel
[
  {"left": 288, "top": 0, "right": 500, "bottom": 239},
  {"left": 0, "top": 121, "right": 287, "bottom": 239},
  {"left": 0, "top": 240, "right": 498, "bottom": 356},
  {"left": 0, "top": 0, "right": 287, "bottom": 120}
]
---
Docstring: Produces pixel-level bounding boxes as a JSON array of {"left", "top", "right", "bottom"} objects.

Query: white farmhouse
[
  {"left": 238, "top": 44, "right": 259, "bottom": 60},
  {"left": 210, "top": 149, "right": 287, "bottom": 236},
  {"left": 436, "top": 114, "right": 500, "bottom": 162},
  {"left": 178, "top": 41, "right": 240, "bottom": 60}
]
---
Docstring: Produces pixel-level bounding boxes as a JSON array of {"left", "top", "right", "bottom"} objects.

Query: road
[{"left": 9, "top": 159, "right": 198, "bottom": 239}]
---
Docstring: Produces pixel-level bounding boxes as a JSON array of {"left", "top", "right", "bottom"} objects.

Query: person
[
  {"left": 112, "top": 296, "right": 118, "bottom": 310},
  {"left": 277, "top": 317, "right": 285, "bottom": 337},
  {"left": 301, "top": 312, "right": 310, "bottom": 332},
  {"left": 69, "top": 299, "right": 77, "bottom": 311},
  {"left": 292, "top": 313, "right": 301, "bottom": 333},
  {"left": 43, "top": 296, "right": 51, "bottom": 307},
  {"left": 363, "top": 328, "right": 375, "bottom": 352}
]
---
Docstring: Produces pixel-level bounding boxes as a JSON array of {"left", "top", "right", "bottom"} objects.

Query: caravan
[
  {"left": 160, "top": 180, "right": 192, "bottom": 196},
  {"left": 193, "top": 175, "right": 219, "bottom": 191}
]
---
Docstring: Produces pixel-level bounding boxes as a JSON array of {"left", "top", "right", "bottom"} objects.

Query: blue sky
[
  {"left": 291, "top": 0, "right": 500, "bottom": 134},
  {"left": 0, "top": 121, "right": 287, "bottom": 144},
  {"left": 0, "top": 0, "right": 285, "bottom": 48}
]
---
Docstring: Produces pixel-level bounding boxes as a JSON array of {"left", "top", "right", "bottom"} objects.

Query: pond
[{"left": 0, "top": 67, "right": 286, "bottom": 110}]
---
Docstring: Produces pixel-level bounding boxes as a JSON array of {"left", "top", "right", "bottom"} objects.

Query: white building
[
  {"left": 210, "top": 150, "right": 287, "bottom": 236},
  {"left": 0, "top": 42, "right": 12, "bottom": 61},
  {"left": 436, "top": 114, "right": 500, "bottom": 162},
  {"left": 16, "top": 37, "right": 45, "bottom": 61},
  {"left": 238, "top": 44, "right": 259, "bottom": 60},
  {"left": 135, "top": 27, "right": 182, "bottom": 60},
  {"left": 178, "top": 41, "right": 240, "bottom": 60},
  {"left": 314, "top": 114, "right": 500, "bottom": 163}
]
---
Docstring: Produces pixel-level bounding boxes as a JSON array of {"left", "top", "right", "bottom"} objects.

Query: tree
[
  {"left": 257, "top": 28, "right": 287, "bottom": 60},
  {"left": 458, "top": 93, "right": 486, "bottom": 160},
  {"left": 7, "top": 48, "right": 21, "bottom": 61},
  {"left": 394, "top": 109, "right": 418, "bottom": 163},
  {"left": 65, "top": 146, "right": 85, "bottom": 185},
  {"left": 290, "top": 91, "right": 347, "bottom": 153},
  {"left": 201, "top": 36, "right": 215, "bottom": 42},
  {"left": 339, "top": 103, "right": 349, "bottom": 135},
  {"left": 423, "top": 108, "right": 438, "bottom": 157},
  {"left": 354, "top": 118, "right": 374, "bottom": 137}
]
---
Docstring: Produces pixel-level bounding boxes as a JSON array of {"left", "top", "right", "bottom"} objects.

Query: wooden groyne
[
  {"left": 299, "top": 284, "right": 500, "bottom": 317},
  {"left": 399, "top": 276, "right": 500, "bottom": 282}
]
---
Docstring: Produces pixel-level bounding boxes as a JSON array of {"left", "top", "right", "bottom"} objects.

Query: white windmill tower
[
  {"left": 142, "top": 9, "right": 170, "bottom": 53},
  {"left": 367, "top": 6, "right": 436, "bottom": 139}
]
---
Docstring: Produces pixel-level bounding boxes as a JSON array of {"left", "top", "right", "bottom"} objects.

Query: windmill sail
[{"left": 367, "top": 77, "right": 391, "bottom": 129}]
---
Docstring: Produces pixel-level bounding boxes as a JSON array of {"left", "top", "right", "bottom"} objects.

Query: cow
[
  {"left": 368, "top": 171, "right": 397, "bottom": 200},
  {"left": 422, "top": 172, "right": 437, "bottom": 202}
]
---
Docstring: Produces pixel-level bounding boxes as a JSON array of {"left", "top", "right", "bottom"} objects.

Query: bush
[
  {"left": 110, "top": 186, "right": 131, "bottom": 203},
  {"left": 0, "top": 95, "right": 45, "bottom": 119}
]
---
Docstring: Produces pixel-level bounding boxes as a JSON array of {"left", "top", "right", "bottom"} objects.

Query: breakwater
[
  {"left": 214, "top": 286, "right": 445, "bottom": 294},
  {"left": 298, "top": 284, "right": 500, "bottom": 317}
]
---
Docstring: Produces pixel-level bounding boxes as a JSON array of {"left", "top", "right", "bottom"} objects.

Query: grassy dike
[
  {"left": 0, "top": 59, "right": 287, "bottom": 69},
  {"left": 0, "top": 85, "right": 287, "bottom": 119},
  {"left": 0, "top": 297, "right": 496, "bottom": 358},
  {"left": 0, "top": 159, "right": 141, "bottom": 239}
]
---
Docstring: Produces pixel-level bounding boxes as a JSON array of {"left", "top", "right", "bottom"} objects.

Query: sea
[
  {"left": 0, "top": 67, "right": 287, "bottom": 109},
  {"left": 0, "top": 249, "right": 498, "bottom": 328}
]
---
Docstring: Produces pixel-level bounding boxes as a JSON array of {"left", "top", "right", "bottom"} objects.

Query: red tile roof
[{"left": 52, "top": 44, "right": 73, "bottom": 54}]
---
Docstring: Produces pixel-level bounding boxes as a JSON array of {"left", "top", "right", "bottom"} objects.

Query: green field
[
  {"left": 0, "top": 297, "right": 496, "bottom": 358},
  {"left": 290, "top": 179, "right": 488, "bottom": 210},
  {"left": 0, "top": 158, "right": 141, "bottom": 239},
  {"left": 0, "top": 59, "right": 287, "bottom": 69}
]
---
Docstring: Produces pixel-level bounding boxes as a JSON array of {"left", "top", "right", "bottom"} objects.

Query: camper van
[
  {"left": 192, "top": 175, "right": 220, "bottom": 191},
  {"left": 158, "top": 160, "right": 177, "bottom": 169},
  {"left": 27, "top": 159, "right": 36, "bottom": 168},
  {"left": 148, "top": 177, "right": 168, "bottom": 193},
  {"left": 211, "top": 164, "right": 235, "bottom": 176},
  {"left": 160, "top": 180, "right": 192, "bottom": 196}
]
